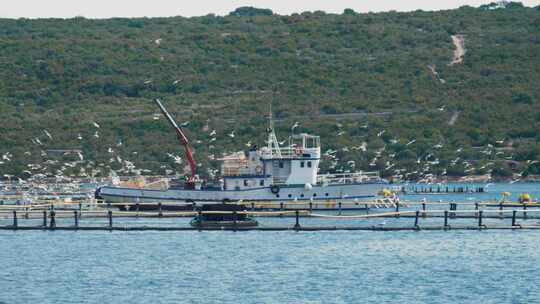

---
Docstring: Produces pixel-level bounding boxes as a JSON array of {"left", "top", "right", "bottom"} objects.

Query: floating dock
[{"left": 1, "top": 200, "right": 540, "bottom": 232}]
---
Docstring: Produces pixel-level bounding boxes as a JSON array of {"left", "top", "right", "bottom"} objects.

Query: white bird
[
  {"left": 77, "top": 152, "right": 84, "bottom": 161},
  {"left": 94, "top": 131, "right": 99, "bottom": 138},
  {"left": 117, "top": 141, "right": 123, "bottom": 147},
  {"left": 210, "top": 137, "right": 217, "bottom": 142},
  {"left": 438, "top": 106, "right": 445, "bottom": 111},
  {"left": 245, "top": 141, "right": 252, "bottom": 147},
  {"left": 180, "top": 121, "right": 190, "bottom": 127},
  {"left": 377, "top": 130, "right": 385, "bottom": 137},
  {"left": 35, "top": 138, "right": 43, "bottom": 145},
  {"left": 44, "top": 130, "right": 53, "bottom": 139},
  {"left": 406, "top": 139, "right": 416, "bottom": 146},
  {"left": 209, "top": 130, "right": 216, "bottom": 136},
  {"left": 155, "top": 38, "right": 162, "bottom": 45},
  {"left": 93, "top": 122, "right": 100, "bottom": 128},
  {"left": 291, "top": 122, "right": 299, "bottom": 131},
  {"left": 172, "top": 79, "right": 181, "bottom": 85},
  {"left": 228, "top": 131, "right": 235, "bottom": 138},
  {"left": 337, "top": 131, "right": 345, "bottom": 136},
  {"left": 143, "top": 80, "right": 153, "bottom": 85},
  {"left": 108, "top": 147, "right": 114, "bottom": 153},
  {"left": 77, "top": 133, "right": 83, "bottom": 140}
]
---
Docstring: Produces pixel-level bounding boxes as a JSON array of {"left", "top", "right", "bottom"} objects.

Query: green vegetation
[{"left": 0, "top": 3, "right": 539, "bottom": 181}]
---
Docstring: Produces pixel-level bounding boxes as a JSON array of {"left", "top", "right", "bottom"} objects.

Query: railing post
[
  {"left": 233, "top": 211, "right": 237, "bottom": 231},
  {"left": 338, "top": 202, "right": 342, "bottom": 215},
  {"left": 50, "top": 210, "right": 56, "bottom": 229},
  {"left": 280, "top": 202, "right": 284, "bottom": 211},
  {"left": 74, "top": 210, "right": 79, "bottom": 228},
  {"left": 414, "top": 210, "right": 419, "bottom": 228},
  {"left": 475, "top": 202, "right": 479, "bottom": 218},
  {"left": 158, "top": 202, "right": 163, "bottom": 217},
  {"left": 136, "top": 202, "right": 140, "bottom": 217},
  {"left": 251, "top": 202, "right": 255, "bottom": 212},
  {"left": 43, "top": 210, "right": 47, "bottom": 227},
  {"left": 512, "top": 210, "right": 517, "bottom": 227},
  {"left": 108, "top": 210, "right": 113, "bottom": 230},
  {"left": 478, "top": 210, "right": 483, "bottom": 228},
  {"left": 395, "top": 201, "right": 399, "bottom": 217},
  {"left": 294, "top": 210, "right": 300, "bottom": 230},
  {"left": 12, "top": 210, "right": 17, "bottom": 228},
  {"left": 444, "top": 211, "right": 449, "bottom": 228},
  {"left": 422, "top": 202, "right": 426, "bottom": 218}
]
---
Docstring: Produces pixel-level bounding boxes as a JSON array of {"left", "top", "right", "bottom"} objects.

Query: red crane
[{"left": 154, "top": 99, "right": 197, "bottom": 188}]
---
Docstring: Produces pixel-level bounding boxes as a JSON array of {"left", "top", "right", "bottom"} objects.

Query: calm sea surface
[{"left": 1, "top": 183, "right": 540, "bottom": 304}]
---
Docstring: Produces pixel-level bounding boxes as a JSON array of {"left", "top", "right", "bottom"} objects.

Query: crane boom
[{"left": 154, "top": 99, "right": 197, "bottom": 186}]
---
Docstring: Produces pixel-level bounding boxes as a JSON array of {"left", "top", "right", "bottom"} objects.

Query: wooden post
[
  {"left": 74, "top": 210, "right": 79, "bottom": 228},
  {"left": 512, "top": 210, "right": 517, "bottom": 227},
  {"left": 108, "top": 210, "right": 113, "bottom": 229},
  {"left": 338, "top": 202, "right": 342, "bottom": 215},
  {"left": 50, "top": 210, "right": 56, "bottom": 229},
  {"left": 478, "top": 210, "right": 483, "bottom": 228},
  {"left": 414, "top": 210, "right": 419, "bottom": 228},
  {"left": 294, "top": 210, "right": 300, "bottom": 230},
  {"left": 12, "top": 210, "right": 17, "bottom": 228},
  {"left": 158, "top": 202, "right": 163, "bottom": 217},
  {"left": 43, "top": 210, "right": 47, "bottom": 227},
  {"left": 444, "top": 211, "right": 449, "bottom": 228}
]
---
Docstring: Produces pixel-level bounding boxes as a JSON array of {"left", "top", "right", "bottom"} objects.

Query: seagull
[
  {"left": 35, "top": 138, "right": 43, "bottom": 145},
  {"left": 438, "top": 106, "right": 445, "bottom": 111},
  {"left": 44, "top": 130, "right": 53, "bottom": 139},
  {"left": 377, "top": 130, "right": 385, "bottom": 137},
  {"left": 180, "top": 121, "right": 190, "bottom": 127},
  {"left": 210, "top": 137, "right": 216, "bottom": 142},
  {"left": 77, "top": 152, "right": 84, "bottom": 161},
  {"left": 94, "top": 131, "right": 99, "bottom": 138},
  {"left": 93, "top": 122, "right": 100, "bottom": 128},
  {"left": 228, "top": 131, "right": 235, "bottom": 138},
  {"left": 117, "top": 141, "right": 123, "bottom": 147},
  {"left": 406, "top": 139, "right": 416, "bottom": 146},
  {"left": 143, "top": 79, "right": 153, "bottom": 85},
  {"left": 245, "top": 141, "right": 252, "bottom": 147},
  {"left": 291, "top": 122, "right": 299, "bottom": 131},
  {"left": 77, "top": 133, "right": 83, "bottom": 140},
  {"left": 337, "top": 131, "right": 345, "bottom": 136},
  {"left": 155, "top": 38, "right": 162, "bottom": 45},
  {"left": 108, "top": 147, "right": 114, "bottom": 153},
  {"left": 172, "top": 79, "right": 181, "bottom": 85},
  {"left": 209, "top": 130, "right": 216, "bottom": 136}
]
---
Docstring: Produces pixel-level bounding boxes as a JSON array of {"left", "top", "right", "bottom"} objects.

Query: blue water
[{"left": 1, "top": 183, "right": 540, "bottom": 304}]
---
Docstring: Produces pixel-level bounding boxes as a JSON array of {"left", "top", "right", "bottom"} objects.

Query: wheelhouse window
[
  {"left": 300, "top": 161, "right": 305, "bottom": 168},
  {"left": 307, "top": 161, "right": 312, "bottom": 168},
  {"left": 259, "top": 180, "right": 264, "bottom": 186},
  {"left": 279, "top": 162, "right": 284, "bottom": 168},
  {"left": 244, "top": 180, "right": 248, "bottom": 186}
]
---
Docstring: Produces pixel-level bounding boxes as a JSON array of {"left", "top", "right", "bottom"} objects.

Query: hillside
[{"left": 0, "top": 3, "right": 540, "bottom": 181}]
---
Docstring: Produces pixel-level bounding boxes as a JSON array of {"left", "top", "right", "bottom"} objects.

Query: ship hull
[{"left": 97, "top": 182, "right": 385, "bottom": 209}]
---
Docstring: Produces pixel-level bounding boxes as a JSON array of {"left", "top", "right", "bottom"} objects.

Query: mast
[
  {"left": 267, "top": 103, "right": 282, "bottom": 158},
  {"left": 154, "top": 99, "right": 197, "bottom": 187}
]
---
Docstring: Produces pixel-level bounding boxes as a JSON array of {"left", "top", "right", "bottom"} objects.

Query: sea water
[{"left": 1, "top": 183, "right": 539, "bottom": 304}]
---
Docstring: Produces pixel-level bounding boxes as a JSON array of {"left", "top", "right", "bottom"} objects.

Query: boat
[
  {"left": 96, "top": 99, "right": 387, "bottom": 209},
  {"left": 190, "top": 204, "right": 258, "bottom": 228}
]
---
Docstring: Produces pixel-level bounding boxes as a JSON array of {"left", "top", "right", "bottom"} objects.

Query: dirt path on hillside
[{"left": 450, "top": 35, "right": 466, "bottom": 65}]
